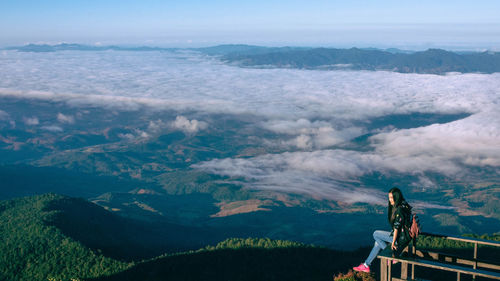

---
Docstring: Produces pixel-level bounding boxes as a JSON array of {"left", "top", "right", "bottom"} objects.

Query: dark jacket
[{"left": 390, "top": 201, "right": 412, "bottom": 255}]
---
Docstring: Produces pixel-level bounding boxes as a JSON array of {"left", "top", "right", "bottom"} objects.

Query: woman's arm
[
  {"left": 392, "top": 207, "right": 403, "bottom": 250},
  {"left": 391, "top": 228, "right": 399, "bottom": 250}
]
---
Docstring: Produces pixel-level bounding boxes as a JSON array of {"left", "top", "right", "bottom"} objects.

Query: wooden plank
[
  {"left": 478, "top": 261, "right": 500, "bottom": 271},
  {"left": 456, "top": 258, "right": 474, "bottom": 267},
  {"left": 414, "top": 249, "right": 500, "bottom": 270},
  {"left": 421, "top": 232, "right": 500, "bottom": 248}
]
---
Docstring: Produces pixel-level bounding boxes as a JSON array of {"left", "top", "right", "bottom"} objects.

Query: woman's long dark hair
[{"left": 388, "top": 187, "right": 405, "bottom": 224}]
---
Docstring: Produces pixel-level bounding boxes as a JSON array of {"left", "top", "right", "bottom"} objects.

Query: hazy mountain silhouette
[
  {"left": 203, "top": 45, "right": 500, "bottom": 74},
  {"left": 6, "top": 43, "right": 499, "bottom": 74}
]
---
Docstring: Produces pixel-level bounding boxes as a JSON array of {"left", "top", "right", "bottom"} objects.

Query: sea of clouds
[{"left": 0, "top": 50, "right": 499, "bottom": 205}]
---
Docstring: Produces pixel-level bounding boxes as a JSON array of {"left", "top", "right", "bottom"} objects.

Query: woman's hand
[{"left": 391, "top": 242, "right": 397, "bottom": 251}]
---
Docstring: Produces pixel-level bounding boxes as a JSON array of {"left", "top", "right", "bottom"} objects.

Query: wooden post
[
  {"left": 457, "top": 272, "right": 461, "bottom": 281},
  {"left": 411, "top": 263, "right": 415, "bottom": 280},
  {"left": 388, "top": 260, "right": 392, "bottom": 281},
  {"left": 473, "top": 242, "right": 478, "bottom": 280},
  {"left": 401, "top": 262, "right": 408, "bottom": 280},
  {"left": 474, "top": 242, "right": 478, "bottom": 260},
  {"left": 411, "top": 241, "right": 416, "bottom": 280},
  {"left": 380, "top": 258, "right": 387, "bottom": 281}
]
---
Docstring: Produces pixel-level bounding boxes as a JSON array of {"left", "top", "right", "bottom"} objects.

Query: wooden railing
[{"left": 377, "top": 232, "right": 500, "bottom": 281}]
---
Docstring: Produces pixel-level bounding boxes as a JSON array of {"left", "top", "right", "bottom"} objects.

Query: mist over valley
[{"left": 0, "top": 47, "right": 499, "bottom": 251}]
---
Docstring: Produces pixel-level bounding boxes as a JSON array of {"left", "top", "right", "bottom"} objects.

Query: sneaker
[{"left": 353, "top": 263, "right": 370, "bottom": 273}]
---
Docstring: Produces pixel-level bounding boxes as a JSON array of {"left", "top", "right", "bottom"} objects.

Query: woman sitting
[{"left": 353, "top": 187, "right": 412, "bottom": 273}]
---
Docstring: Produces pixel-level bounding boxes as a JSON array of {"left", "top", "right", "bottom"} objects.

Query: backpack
[
  {"left": 408, "top": 213, "right": 421, "bottom": 240},
  {"left": 400, "top": 202, "right": 421, "bottom": 240}
]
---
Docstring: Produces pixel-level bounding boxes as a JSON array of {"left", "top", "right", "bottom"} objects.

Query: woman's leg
[{"left": 364, "top": 230, "right": 393, "bottom": 266}]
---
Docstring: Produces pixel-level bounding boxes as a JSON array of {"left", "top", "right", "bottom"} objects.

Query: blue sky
[{"left": 1, "top": 0, "right": 500, "bottom": 49}]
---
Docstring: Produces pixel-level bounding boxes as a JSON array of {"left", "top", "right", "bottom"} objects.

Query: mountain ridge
[
  {"left": 4, "top": 43, "right": 499, "bottom": 74},
  {"left": 216, "top": 46, "right": 500, "bottom": 74}
]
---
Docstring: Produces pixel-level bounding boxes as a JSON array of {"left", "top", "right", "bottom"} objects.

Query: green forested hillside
[
  {"left": 0, "top": 194, "right": 131, "bottom": 281},
  {"left": 92, "top": 238, "right": 370, "bottom": 281},
  {"left": 0, "top": 194, "right": 372, "bottom": 281},
  {"left": 1, "top": 194, "right": 497, "bottom": 281},
  {"left": 42, "top": 193, "right": 221, "bottom": 260},
  {"left": 0, "top": 194, "right": 370, "bottom": 281}
]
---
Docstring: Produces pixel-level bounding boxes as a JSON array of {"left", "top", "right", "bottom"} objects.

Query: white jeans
[{"left": 364, "top": 230, "right": 393, "bottom": 266}]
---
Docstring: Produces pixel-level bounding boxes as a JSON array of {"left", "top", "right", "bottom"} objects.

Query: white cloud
[
  {"left": 411, "top": 176, "right": 437, "bottom": 191},
  {"left": 193, "top": 148, "right": 463, "bottom": 185},
  {"left": 118, "top": 133, "right": 135, "bottom": 140},
  {"left": 370, "top": 112, "right": 500, "bottom": 168},
  {"left": 23, "top": 116, "right": 39, "bottom": 125},
  {"left": 57, "top": 113, "right": 74, "bottom": 124},
  {"left": 0, "top": 110, "right": 9, "bottom": 120},
  {"left": 411, "top": 201, "right": 456, "bottom": 210},
  {"left": 41, "top": 125, "right": 63, "bottom": 132},
  {"left": 1, "top": 51, "right": 498, "bottom": 120},
  {"left": 192, "top": 143, "right": 488, "bottom": 203},
  {"left": 262, "top": 119, "right": 365, "bottom": 149},
  {"left": 171, "top": 116, "right": 208, "bottom": 134},
  {"left": 192, "top": 152, "right": 387, "bottom": 204},
  {"left": 293, "top": 134, "right": 313, "bottom": 149},
  {"left": 147, "top": 119, "right": 168, "bottom": 133},
  {"left": 0, "top": 50, "right": 499, "bottom": 203},
  {"left": 261, "top": 119, "right": 328, "bottom": 134}
]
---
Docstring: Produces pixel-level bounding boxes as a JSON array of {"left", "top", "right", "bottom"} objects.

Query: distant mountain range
[
  {"left": 5, "top": 43, "right": 177, "bottom": 52},
  {"left": 204, "top": 45, "right": 500, "bottom": 74},
  {"left": 5, "top": 43, "right": 500, "bottom": 74}
]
